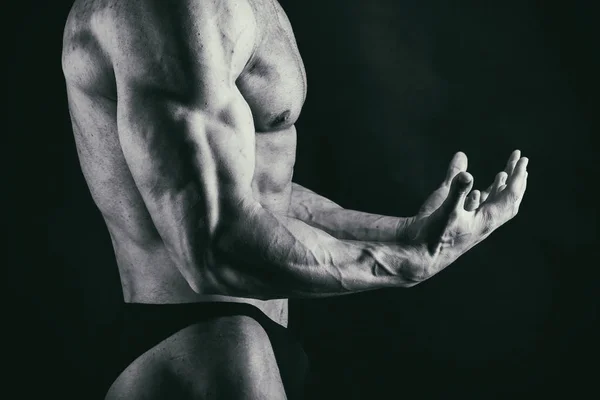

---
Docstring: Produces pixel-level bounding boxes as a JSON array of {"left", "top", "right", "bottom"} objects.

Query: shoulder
[
  {"left": 62, "top": 0, "right": 111, "bottom": 92},
  {"left": 63, "top": 0, "right": 258, "bottom": 93},
  {"left": 63, "top": 0, "right": 257, "bottom": 41}
]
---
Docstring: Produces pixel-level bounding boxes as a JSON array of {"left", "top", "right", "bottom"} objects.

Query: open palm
[{"left": 405, "top": 150, "right": 528, "bottom": 280}]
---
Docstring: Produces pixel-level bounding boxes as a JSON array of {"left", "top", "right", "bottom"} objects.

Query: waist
[
  {"left": 125, "top": 292, "right": 289, "bottom": 327},
  {"left": 109, "top": 231, "right": 288, "bottom": 325}
]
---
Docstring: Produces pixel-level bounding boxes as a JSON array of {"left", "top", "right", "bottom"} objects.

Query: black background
[{"left": 9, "top": 0, "right": 598, "bottom": 398}]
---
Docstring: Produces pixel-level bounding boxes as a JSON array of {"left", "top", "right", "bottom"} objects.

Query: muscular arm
[
  {"left": 289, "top": 183, "right": 412, "bottom": 242},
  {"left": 104, "top": 0, "right": 527, "bottom": 300},
  {"left": 107, "top": 0, "right": 418, "bottom": 300}
]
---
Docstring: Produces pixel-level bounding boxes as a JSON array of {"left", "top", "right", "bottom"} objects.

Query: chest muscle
[{"left": 237, "top": 0, "right": 306, "bottom": 132}]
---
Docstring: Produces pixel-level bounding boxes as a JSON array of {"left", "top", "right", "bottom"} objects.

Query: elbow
[
  {"left": 168, "top": 229, "right": 234, "bottom": 296},
  {"left": 181, "top": 226, "right": 255, "bottom": 297},
  {"left": 176, "top": 253, "right": 212, "bottom": 295},
  {"left": 180, "top": 244, "right": 237, "bottom": 296},
  {"left": 186, "top": 256, "right": 272, "bottom": 300},
  {"left": 169, "top": 198, "right": 240, "bottom": 295},
  {"left": 182, "top": 199, "right": 274, "bottom": 299}
]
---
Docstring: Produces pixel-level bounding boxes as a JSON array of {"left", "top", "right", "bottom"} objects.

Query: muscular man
[{"left": 61, "top": 0, "right": 529, "bottom": 398}]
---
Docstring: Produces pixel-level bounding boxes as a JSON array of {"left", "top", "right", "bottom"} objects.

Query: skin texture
[{"left": 62, "top": 0, "right": 529, "bottom": 398}]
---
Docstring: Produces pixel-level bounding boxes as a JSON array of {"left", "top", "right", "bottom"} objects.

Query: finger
[
  {"left": 480, "top": 174, "right": 499, "bottom": 203},
  {"left": 480, "top": 190, "right": 490, "bottom": 203},
  {"left": 444, "top": 151, "right": 468, "bottom": 185},
  {"left": 514, "top": 172, "right": 528, "bottom": 209},
  {"left": 490, "top": 171, "right": 508, "bottom": 198},
  {"left": 443, "top": 171, "right": 474, "bottom": 213},
  {"left": 464, "top": 190, "right": 481, "bottom": 211},
  {"left": 481, "top": 161, "right": 528, "bottom": 219},
  {"left": 482, "top": 170, "right": 527, "bottom": 223},
  {"left": 505, "top": 157, "right": 529, "bottom": 197},
  {"left": 480, "top": 181, "right": 494, "bottom": 203},
  {"left": 504, "top": 149, "right": 521, "bottom": 176}
]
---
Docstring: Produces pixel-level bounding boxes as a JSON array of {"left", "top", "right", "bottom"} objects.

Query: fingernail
[{"left": 522, "top": 157, "right": 529, "bottom": 167}]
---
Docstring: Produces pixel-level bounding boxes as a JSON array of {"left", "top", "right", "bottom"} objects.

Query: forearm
[
  {"left": 289, "top": 183, "right": 413, "bottom": 241},
  {"left": 201, "top": 199, "right": 420, "bottom": 299}
]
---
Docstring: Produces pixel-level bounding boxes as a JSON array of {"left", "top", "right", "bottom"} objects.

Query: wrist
[
  {"left": 395, "top": 215, "right": 418, "bottom": 243},
  {"left": 368, "top": 242, "right": 424, "bottom": 288}
]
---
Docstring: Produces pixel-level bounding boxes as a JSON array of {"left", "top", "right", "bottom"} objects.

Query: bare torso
[{"left": 62, "top": 0, "right": 306, "bottom": 326}]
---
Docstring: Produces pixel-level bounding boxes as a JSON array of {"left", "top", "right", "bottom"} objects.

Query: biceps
[
  {"left": 115, "top": 87, "right": 256, "bottom": 269},
  {"left": 186, "top": 96, "right": 256, "bottom": 195}
]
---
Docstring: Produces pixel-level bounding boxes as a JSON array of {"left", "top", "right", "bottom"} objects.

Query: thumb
[
  {"left": 443, "top": 171, "right": 473, "bottom": 213},
  {"left": 444, "top": 151, "right": 468, "bottom": 185}
]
